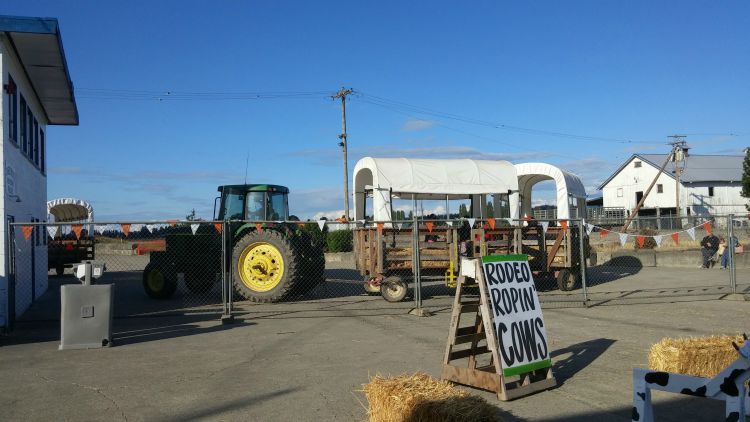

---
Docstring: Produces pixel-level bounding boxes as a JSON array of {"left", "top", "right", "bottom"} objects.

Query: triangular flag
[
  {"left": 636, "top": 235, "right": 645, "bottom": 248},
  {"left": 167, "top": 220, "right": 177, "bottom": 227},
  {"left": 686, "top": 227, "right": 696, "bottom": 241},
  {"left": 600, "top": 229, "right": 610, "bottom": 239},
  {"left": 654, "top": 235, "right": 663, "bottom": 247},
  {"left": 214, "top": 223, "right": 222, "bottom": 233},
  {"left": 671, "top": 232, "right": 679, "bottom": 245},
  {"left": 377, "top": 222, "right": 384, "bottom": 233},
  {"left": 72, "top": 224, "right": 83, "bottom": 240},
  {"left": 487, "top": 218, "right": 496, "bottom": 230},
  {"left": 145, "top": 224, "right": 155, "bottom": 233},
  {"left": 121, "top": 224, "right": 131, "bottom": 237},
  {"left": 21, "top": 225, "right": 33, "bottom": 241},
  {"left": 317, "top": 220, "right": 326, "bottom": 231},
  {"left": 446, "top": 221, "right": 453, "bottom": 227},
  {"left": 95, "top": 224, "right": 107, "bottom": 235},
  {"left": 396, "top": 222, "right": 403, "bottom": 230},
  {"left": 131, "top": 224, "right": 143, "bottom": 233},
  {"left": 426, "top": 221, "right": 434, "bottom": 232},
  {"left": 505, "top": 218, "right": 513, "bottom": 226},
  {"left": 358, "top": 219, "right": 365, "bottom": 226},
  {"left": 297, "top": 223, "right": 305, "bottom": 228},
  {"left": 540, "top": 221, "right": 549, "bottom": 233},
  {"left": 703, "top": 221, "right": 712, "bottom": 235},
  {"left": 190, "top": 223, "right": 200, "bottom": 235},
  {"left": 255, "top": 223, "right": 263, "bottom": 231},
  {"left": 467, "top": 218, "right": 476, "bottom": 228},
  {"left": 618, "top": 232, "right": 628, "bottom": 246},
  {"left": 46, "top": 225, "right": 58, "bottom": 239},
  {"left": 560, "top": 220, "right": 568, "bottom": 231},
  {"left": 585, "top": 223, "right": 594, "bottom": 236}
]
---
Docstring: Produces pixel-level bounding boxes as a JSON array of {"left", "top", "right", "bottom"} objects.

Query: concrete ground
[{"left": 1, "top": 263, "right": 749, "bottom": 421}]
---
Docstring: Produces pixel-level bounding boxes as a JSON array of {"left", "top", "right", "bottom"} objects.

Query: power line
[{"left": 355, "top": 91, "right": 665, "bottom": 145}]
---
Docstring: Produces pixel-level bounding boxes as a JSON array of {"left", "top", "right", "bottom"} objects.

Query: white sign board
[{"left": 481, "top": 254, "right": 551, "bottom": 377}]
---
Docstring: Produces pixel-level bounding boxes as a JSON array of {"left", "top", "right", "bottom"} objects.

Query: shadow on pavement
[
  {"left": 586, "top": 256, "right": 644, "bottom": 287},
  {"left": 153, "top": 387, "right": 302, "bottom": 422},
  {"left": 550, "top": 338, "right": 616, "bottom": 386}
]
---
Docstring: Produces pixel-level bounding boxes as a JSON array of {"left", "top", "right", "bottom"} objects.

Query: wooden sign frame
[{"left": 441, "top": 258, "right": 556, "bottom": 400}]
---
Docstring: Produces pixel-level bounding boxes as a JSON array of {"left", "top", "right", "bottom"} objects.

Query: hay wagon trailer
[{"left": 351, "top": 158, "right": 589, "bottom": 302}]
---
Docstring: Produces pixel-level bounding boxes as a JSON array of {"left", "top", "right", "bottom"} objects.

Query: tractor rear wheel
[
  {"left": 556, "top": 269, "right": 578, "bottom": 291},
  {"left": 232, "top": 230, "right": 301, "bottom": 303},
  {"left": 143, "top": 263, "right": 177, "bottom": 299},
  {"left": 381, "top": 276, "right": 408, "bottom": 302}
]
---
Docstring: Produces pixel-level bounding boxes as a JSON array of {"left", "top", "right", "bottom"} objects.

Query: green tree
[
  {"left": 742, "top": 148, "right": 750, "bottom": 210},
  {"left": 486, "top": 201, "right": 495, "bottom": 218},
  {"left": 458, "top": 203, "right": 470, "bottom": 218}
]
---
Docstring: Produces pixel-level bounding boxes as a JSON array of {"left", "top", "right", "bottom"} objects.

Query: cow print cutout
[
  {"left": 680, "top": 386, "right": 707, "bottom": 397},
  {"left": 631, "top": 406, "right": 640, "bottom": 421},
  {"left": 719, "top": 369, "right": 744, "bottom": 397},
  {"left": 644, "top": 371, "right": 670, "bottom": 386}
]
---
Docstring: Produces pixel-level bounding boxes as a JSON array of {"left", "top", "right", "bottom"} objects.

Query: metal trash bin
[{"left": 59, "top": 261, "right": 113, "bottom": 350}]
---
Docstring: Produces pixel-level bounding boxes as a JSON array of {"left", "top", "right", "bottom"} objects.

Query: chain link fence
[{"left": 4, "top": 214, "right": 747, "bottom": 329}]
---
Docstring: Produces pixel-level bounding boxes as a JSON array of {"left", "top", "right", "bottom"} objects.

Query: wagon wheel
[
  {"left": 556, "top": 269, "right": 578, "bottom": 291},
  {"left": 381, "top": 276, "right": 408, "bottom": 302}
]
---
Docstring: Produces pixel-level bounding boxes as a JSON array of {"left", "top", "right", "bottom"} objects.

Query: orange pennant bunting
[
  {"left": 167, "top": 220, "right": 177, "bottom": 227},
  {"left": 426, "top": 221, "right": 434, "bottom": 232},
  {"left": 256, "top": 223, "right": 263, "bottom": 231},
  {"left": 377, "top": 222, "right": 384, "bottom": 233},
  {"left": 487, "top": 218, "right": 496, "bottom": 230},
  {"left": 600, "top": 229, "right": 609, "bottom": 239},
  {"left": 121, "top": 224, "right": 131, "bottom": 237},
  {"left": 21, "top": 225, "right": 33, "bottom": 241},
  {"left": 297, "top": 223, "right": 306, "bottom": 228},
  {"left": 671, "top": 232, "right": 679, "bottom": 245},
  {"left": 72, "top": 224, "right": 83, "bottom": 240},
  {"left": 703, "top": 221, "right": 712, "bottom": 235},
  {"left": 214, "top": 223, "right": 223, "bottom": 233},
  {"left": 636, "top": 235, "right": 645, "bottom": 248},
  {"left": 560, "top": 220, "right": 568, "bottom": 231}
]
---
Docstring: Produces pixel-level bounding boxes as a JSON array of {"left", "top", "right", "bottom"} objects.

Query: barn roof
[
  {"left": 598, "top": 154, "right": 744, "bottom": 190},
  {"left": 0, "top": 15, "right": 78, "bottom": 125}
]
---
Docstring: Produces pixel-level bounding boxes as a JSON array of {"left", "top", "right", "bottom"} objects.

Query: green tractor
[{"left": 142, "top": 184, "right": 325, "bottom": 302}]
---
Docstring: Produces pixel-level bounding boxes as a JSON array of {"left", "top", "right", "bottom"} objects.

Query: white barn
[
  {"left": 1, "top": 16, "right": 78, "bottom": 329},
  {"left": 598, "top": 154, "right": 747, "bottom": 220}
]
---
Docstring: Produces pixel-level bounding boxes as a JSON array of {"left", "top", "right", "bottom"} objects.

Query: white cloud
[{"left": 402, "top": 119, "right": 435, "bottom": 132}]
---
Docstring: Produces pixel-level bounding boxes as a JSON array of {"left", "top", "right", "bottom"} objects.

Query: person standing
[{"left": 700, "top": 232, "right": 720, "bottom": 268}]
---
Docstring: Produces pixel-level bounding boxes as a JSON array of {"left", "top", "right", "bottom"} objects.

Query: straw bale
[
  {"left": 648, "top": 335, "right": 744, "bottom": 378},
  {"left": 362, "top": 373, "right": 501, "bottom": 422}
]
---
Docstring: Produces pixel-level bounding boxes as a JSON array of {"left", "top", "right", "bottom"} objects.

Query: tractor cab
[{"left": 216, "top": 184, "right": 290, "bottom": 221}]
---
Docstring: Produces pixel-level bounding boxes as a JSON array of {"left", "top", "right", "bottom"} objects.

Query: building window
[
  {"left": 708, "top": 186, "right": 714, "bottom": 197},
  {"left": 40, "top": 129, "right": 46, "bottom": 174},
  {"left": 20, "top": 94, "right": 27, "bottom": 154},
  {"left": 33, "top": 118, "right": 39, "bottom": 167},
  {"left": 617, "top": 188, "right": 623, "bottom": 197},
  {"left": 634, "top": 161, "right": 642, "bottom": 168},
  {"left": 657, "top": 184, "right": 663, "bottom": 193},
  {"left": 7, "top": 75, "right": 18, "bottom": 143},
  {"left": 27, "top": 106, "right": 34, "bottom": 160}
]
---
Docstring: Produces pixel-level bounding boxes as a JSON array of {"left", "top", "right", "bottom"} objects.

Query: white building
[
  {"left": 598, "top": 153, "right": 747, "bottom": 221},
  {"left": 1, "top": 16, "right": 78, "bottom": 329}
]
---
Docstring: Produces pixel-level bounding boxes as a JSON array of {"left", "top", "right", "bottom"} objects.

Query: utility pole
[
  {"left": 668, "top": 135, "right": 689, "bottom": 228},
  {"left": 333, "top": 87, "right": 354, "bottom": 220}
]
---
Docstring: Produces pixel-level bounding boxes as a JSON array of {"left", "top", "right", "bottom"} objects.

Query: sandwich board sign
[
  {"left": 481, "top": 254, "right": 551, "bottom": 377},
  {"left": 442, "top": 255, "right": 555, "bottom": 400}
]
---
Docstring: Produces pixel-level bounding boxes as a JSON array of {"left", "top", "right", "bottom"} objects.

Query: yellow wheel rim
[
  {"left": 147, "top": 269, "right": 165, "bottom": 291},
  {"left": 238, "top": 242, "right": 284, "bottom": 292}
]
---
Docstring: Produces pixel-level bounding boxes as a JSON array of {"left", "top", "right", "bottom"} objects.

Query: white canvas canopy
[
  {"left": 515, "top": 163, "right": 587, "bottom": 220},
  {"left": 353, "top": 157, "right": 519, "bottom": 221},
  {"left": 47, "top": 198, "right": 94, "bottom": 222}
]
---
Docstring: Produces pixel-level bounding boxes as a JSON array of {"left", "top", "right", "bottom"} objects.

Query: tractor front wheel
[
  {"left": 232, "top": 230, "right": 301, "bottom": 303},
  {"left": 143, "top": 263, "right": 177, "bottom": 299},
  {"left": 381, "top": 276, "right": 408, "bottom": 302},
  {"left": 556, "top": 269, "right": 578, "bottom": 291}
]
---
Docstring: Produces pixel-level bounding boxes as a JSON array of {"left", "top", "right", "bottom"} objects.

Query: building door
[{"left": 635, "top": 191, "right": 644, "bottom": 204}]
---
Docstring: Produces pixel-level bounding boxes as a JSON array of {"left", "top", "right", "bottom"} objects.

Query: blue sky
[{"left": 4, "top": 1, "right": 749, "bottom": 220}]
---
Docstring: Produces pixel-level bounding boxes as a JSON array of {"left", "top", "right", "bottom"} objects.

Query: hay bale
[
  {"left": 362, "top": 373, "right": 500, "bottom": 422},
  {"left": 648, "top": 335, "right": 744, "bottom": 378}
]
